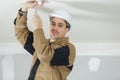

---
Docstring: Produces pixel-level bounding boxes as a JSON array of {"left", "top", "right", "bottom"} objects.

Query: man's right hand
[
  {"left": 21, "top": 0, "right": 46, "bottom": 12},
  {"left": 22, "top": 0, "right": 38, "bottom": 12}
]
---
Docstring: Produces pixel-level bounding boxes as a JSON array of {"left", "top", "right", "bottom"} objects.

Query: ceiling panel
[{"left": 0, "top": 0, "right": 120, "bottom": 42}]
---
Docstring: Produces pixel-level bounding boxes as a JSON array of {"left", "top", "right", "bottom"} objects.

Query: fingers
[
  {"left": 33, "top": 13, "right": 41, "bottom": 24},
  {"left": 36, "top": 0, "right": 46, "bottom": 7},
  {"left": 41, "top": 0, "right": 46, "bottom": 6},
  {"left": 32, "top": 13, "right": 42, "bottom": 29},
  {"left": 24, "top": 0, "right": 45, "bottom": 9},
  {"left": 33, "top": 13, "right": 39, "bottom": 18}
]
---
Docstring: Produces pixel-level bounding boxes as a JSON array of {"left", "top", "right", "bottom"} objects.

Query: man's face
[{"left": 49, "top": 17, "right": 68, "bottom": 39}]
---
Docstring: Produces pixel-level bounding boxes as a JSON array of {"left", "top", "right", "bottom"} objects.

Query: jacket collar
[{"left": 49, "top": 37, "right": 69, "bottom": 45}]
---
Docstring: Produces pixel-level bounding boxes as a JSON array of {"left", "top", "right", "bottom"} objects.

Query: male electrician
[{"left": 14, "top": 0, "right": 76, "bottom": 80}]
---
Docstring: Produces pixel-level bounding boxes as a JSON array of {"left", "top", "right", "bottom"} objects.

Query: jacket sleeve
[
  {"left": 33, "top": 28, "right": 76, "bottom": 66},
  {"left": 14, "top": 9, "right": 35, "bottom": 55},
  {"left": 67, "top": 43, "right": 76, "bottom": 66},
  {"left": 33, "top": 28, "right": 54, "bottom": 65}
]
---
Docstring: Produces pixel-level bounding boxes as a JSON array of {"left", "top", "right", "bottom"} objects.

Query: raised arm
[{"left": 14, "top": 1, "right": 39, "bottom": 55}]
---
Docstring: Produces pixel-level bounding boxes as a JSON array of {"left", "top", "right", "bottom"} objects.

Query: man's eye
[
  {"left": 52, "top": 23, "right": 55, "bottom": 25},
  {"left": 58, "top": 25, "right": 63, "bottom": 27},
  {"left": 51, "top": 23, "right": 55, "bottom": 26}
]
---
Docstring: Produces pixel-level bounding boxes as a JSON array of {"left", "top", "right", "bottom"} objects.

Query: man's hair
[
  {"left": 50, "top": 17, "right": 71, "bottom": 31},
  {"left": 65, "top": 20, "right": 71, "bottom": 31}
]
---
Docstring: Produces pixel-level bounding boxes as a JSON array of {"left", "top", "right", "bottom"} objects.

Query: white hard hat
[{"left": 50, "top": 9, "right": 71, "bottom": 25}]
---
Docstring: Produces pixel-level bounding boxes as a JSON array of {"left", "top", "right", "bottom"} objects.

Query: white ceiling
[{"left": 0, "top": 0, "right": 120, "bottom": 42}]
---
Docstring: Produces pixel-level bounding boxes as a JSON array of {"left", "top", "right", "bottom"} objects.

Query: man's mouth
[{"left": 51, "top": 30, "right": 58, "bottom": 35}]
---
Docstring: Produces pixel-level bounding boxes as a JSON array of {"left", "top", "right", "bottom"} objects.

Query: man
[{"left": 14, "top": 0, "right": 76, "bottom": 80}]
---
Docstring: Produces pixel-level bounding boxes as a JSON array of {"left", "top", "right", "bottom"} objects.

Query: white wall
[{"left": 0, "top": 42, "right": 120, "bottom": 80}]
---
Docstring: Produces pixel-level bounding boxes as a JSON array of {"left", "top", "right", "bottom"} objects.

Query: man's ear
[
  {"left": 65, "top": 28, "right": 69, "bottom": 34},
  {"left": 67, "top": 28, "right": 69, "bottom": 31},
  {"left": 65, "top": 28, "right": 69, "bottom": 37},
  {"left": 65, "top": 28, "right": 68, "bottom": 33}
]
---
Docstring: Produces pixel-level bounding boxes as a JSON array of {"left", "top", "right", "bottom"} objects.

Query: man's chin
[{"left": 51, "top": 35, "right": 59, "bottom": 39}]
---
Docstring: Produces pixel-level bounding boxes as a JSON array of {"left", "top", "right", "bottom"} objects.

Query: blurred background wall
[{"left": 0, "top": 0, "right": 120, "bottom": 80}]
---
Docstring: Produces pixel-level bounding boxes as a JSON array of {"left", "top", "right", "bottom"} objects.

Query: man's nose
[{"left": 54, "top": 25, "right": 58, "bottom": 30}]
